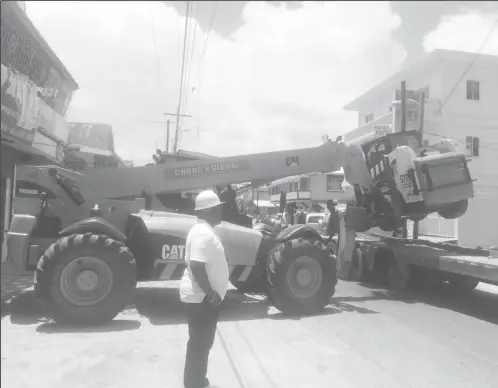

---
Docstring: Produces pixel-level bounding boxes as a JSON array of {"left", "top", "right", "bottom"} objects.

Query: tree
[
  {"left": 321, "top": 134, "right": 332, "bottom": 144},
  {"left": 152, "top": 149, "right": 165, "bottom": 164}
]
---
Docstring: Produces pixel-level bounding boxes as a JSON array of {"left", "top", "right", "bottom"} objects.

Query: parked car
[{"left": 305, "top": 212, "right": 325, "bottom": 232}]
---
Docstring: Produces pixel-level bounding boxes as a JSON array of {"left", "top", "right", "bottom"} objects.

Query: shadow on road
[
  {"left": 36, "top": 319, "right": 141, "bottom": 334},
  {"left": 132, "top": 286, "right": 379, "bottom": 325},
  {"left": 1, "top": 291, "right": 47, "bottom": 325},
  {"left": 360, "top": 280, "right": 498, "bottom": 325},
  {"left": 2, "top": 291, "right": 142, "bottom": 333},
  {"left": 2, "top": 285, "right": 380, "bottom": 330}
]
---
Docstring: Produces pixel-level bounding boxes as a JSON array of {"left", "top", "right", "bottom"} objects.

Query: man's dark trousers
[{"left": 183, "top": 299, "right": 221, "bottom": 388}]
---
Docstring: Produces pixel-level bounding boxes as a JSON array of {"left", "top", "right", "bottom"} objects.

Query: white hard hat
[{"left": 195, "top": 189, "right": 224, "bottom": 211}]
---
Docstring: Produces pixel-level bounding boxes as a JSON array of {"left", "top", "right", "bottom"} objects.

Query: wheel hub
[
  {"left": 296, "top": 268, "right": 313, "bottom": 286},
  {"left": 76, "top": 270, "right": 99, "bottom": 292},
  {"left": 286, "top": 256, "right": 323, "bottom": 299},
  {"left": 59, "top": 256, "right": 114, "bottom": 307}
]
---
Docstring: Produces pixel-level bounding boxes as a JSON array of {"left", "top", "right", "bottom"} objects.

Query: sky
[{"left": 26, "top": 1, "right": 498, "bottom": 166}]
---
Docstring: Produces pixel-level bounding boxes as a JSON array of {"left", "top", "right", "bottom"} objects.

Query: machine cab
[{"left": 361, "top": 131, "right": 422, "bottom": 184}]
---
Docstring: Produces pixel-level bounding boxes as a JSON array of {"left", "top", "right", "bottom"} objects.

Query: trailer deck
[{"left": 354, "top": 233, "right": 498, "bottom": 284}]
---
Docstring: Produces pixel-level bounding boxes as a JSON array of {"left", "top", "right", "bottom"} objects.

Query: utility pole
[
  {"left": 166, "top": 120, "right": 170, "bottom": 153},
  {"left": 174, "top": 0, "right": 191, "bottom": 154},
  {"left": 164, "top": 112, "right": 191, "bottom": 153}
]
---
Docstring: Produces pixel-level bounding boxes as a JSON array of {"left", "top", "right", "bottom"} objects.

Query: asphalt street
[{"left": 2, "top": 280, "right": 497, "bottom": 388}]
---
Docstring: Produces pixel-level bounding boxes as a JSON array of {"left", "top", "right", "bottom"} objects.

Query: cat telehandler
[{"left": 6, "top": 129, "right": 474, "bottom": 324}]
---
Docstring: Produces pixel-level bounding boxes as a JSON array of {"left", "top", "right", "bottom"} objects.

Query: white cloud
[
  {"left": 424, "top": 12, "right": 498, "bottom": 55},
  {"left": 27, "top": 1, "right": 406, "bottom": 165}
]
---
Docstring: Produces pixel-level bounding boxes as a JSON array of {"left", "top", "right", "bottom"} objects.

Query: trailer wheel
[
  {"left": 266, "top": 238, "right": 337, "bottom": 315},
  {"left": 348, "top": 247, "right": 366, "bottom": 281},
  {"left": 449, "top": 274, "right": 479, "bottom": 294},
  {"left": 438, "top": 200, "right": 468, "bottom": 220},
  {"left": 35, "top": 233, "right": 137, "bottom": 325}
]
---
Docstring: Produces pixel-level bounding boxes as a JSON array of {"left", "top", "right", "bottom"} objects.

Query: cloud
[
  {"left": 27, "top": 1, "right": 406, "bottom": 165},
  {"left": 424, "top": 12, "right": 498, "bottom": 55}
]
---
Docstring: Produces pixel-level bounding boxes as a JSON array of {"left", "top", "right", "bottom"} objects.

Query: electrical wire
[
  {"left": 68, "top": 106, "right": 168, "bottom": 124},
  {"left": 150, "top": 12, "right": 164, "bottom": 111},
  {"left": 185, "top": 1, "right": 199, "bottom": 109},
  {"left": 437, "top": 18, "right": 498, "bottom": 115},
  {"left": 195, "top": 1, "right": 218, "bottom": 129}
]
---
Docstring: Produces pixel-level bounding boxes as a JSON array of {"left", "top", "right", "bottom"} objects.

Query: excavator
[{"left": 6, "top": 128, "right": 474, "bottom": 324}]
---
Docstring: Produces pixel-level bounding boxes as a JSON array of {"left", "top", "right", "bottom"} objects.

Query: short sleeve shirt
[{"left": 179, "top": 221, "right": 229, "bottom": 303}]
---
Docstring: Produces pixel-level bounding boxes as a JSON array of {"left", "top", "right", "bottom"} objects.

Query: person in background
[
  {"left": 180, "top": 190, "right": 229, "bottom": 388},
  {"left": 325, "top": 199, "right": 340, "bottom": 246}
]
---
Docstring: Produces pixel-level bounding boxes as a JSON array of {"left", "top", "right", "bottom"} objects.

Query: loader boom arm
[{"left": 17, "top": 141, "right": 349, "bottom": 202}]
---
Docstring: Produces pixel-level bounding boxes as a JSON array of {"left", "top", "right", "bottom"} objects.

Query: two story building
[
  {"left": 63, "top": 123, "right": 127, "bottom": 170},
  {"left": 341, "top": 49, "right": 498, "bottom": 248},
  {"left": 266, "top": 171, "right": 354, "bottom": 212},
  {"left": 1, "top": 2, "right": 79, "bottom": 260}
]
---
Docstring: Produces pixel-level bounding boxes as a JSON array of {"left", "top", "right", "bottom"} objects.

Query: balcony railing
[{"left": 1, "top": 63, "right": 69, "bottom": 147}]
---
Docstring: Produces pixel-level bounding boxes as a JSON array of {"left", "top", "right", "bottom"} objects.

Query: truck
[{"left": 6, "top": 133, "right": 476, "bottom": 324}]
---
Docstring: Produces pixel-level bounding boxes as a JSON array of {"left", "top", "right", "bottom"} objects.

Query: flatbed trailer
[{"left": 340, "top": 233, "right": 498, "bottom": 292}]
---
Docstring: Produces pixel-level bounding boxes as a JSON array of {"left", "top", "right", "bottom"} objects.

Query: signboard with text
[{"left": 166, "top": 160, "right": 251, "bottom": 179}]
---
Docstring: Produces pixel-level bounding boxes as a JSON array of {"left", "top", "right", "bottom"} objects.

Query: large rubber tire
[
  {"left": 35, "top": 233, "right": 137, "bottom": 325},
  {"left": 438, "top": 200, "right": 468, "bottom": 220},
  {"left": 266, "top": 238, "right": 337, "bottom": 315},
  {"left": 449, "top": 274, "right": 479, "bottom": 294}
]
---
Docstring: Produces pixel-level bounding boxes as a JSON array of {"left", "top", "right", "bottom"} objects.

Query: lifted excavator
[{"left": 7, "top": 131, "right": 474, "bottom": 324}]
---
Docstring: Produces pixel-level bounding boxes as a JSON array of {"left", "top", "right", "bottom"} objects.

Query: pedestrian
[
  {"left": 325, "top": 199, "right": 340, "bottom": 246},
  {"left": 180, "top": 189, "right": 229, "bottom": 388}
]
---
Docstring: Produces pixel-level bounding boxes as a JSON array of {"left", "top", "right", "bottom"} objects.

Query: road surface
[{"left": 2, "top": 280, "right": 497, "bottom": 388}]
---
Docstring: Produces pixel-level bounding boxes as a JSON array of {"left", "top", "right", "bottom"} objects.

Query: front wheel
[
  {"left": 35, "top": 233, "right": 137, "bottom": 325},
  {"left": 266, "top": 238, "right": 337, "bottom": 315}
]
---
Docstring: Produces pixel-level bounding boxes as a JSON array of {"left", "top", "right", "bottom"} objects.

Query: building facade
[
  {"left": 64, "top": 123, "right": 127, "bottom": 170},
  {"left": 341, "top": 49, "right": 498, "bottom": 248},
  {"left": 266, "top": 172, "right": 354, "bottom": 210},
  {"left": 1, "top": 2, "right": 79, "bottom": 260}
]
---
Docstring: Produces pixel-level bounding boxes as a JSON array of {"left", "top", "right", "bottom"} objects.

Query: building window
[
  {"left": 465, "top": 136, "right": 479, "bottom": 157},
  {"left": 365, "top": 113, "right": 374, "bottom": 123},
  {"left": 406, "top": 110, "right": 419, "bottom": 121},
  {"left": 299, "top": 177, "right": 309, "bottom": 191},
  {"left": 466, "top": 80, "right": 480, "bottom": 101},
  {"left": 326, "top": 175, "right": 343, "bottom": 192}
]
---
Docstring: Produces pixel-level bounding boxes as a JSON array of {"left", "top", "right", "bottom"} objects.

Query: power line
[
  {"left": 150, "top": 12, "right": 165, "bottom": 111},
  {"left": 185, "top": 1, "right": 199, "bottom": 109},
  {"left": 195, "top": 1, "right": 218, "bottom": 130},
  {"left": 69, "top": 106, "right": 168, "bottom": 124},
  {"left": 437, "top": 18, "right": 498, "bottom": 115}
]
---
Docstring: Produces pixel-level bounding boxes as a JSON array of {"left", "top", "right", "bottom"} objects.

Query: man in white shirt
[{"left": 180, "top": 189, "right": 229, "bottom": 388}]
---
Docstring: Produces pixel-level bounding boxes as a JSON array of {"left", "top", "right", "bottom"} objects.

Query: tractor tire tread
[{"left": 35, "top": 232, "right": 136, "bottom": 325}]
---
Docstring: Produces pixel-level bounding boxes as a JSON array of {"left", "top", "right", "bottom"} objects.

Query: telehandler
[{"left": 7, "top": 133, "right": 473, "bottom": 324}]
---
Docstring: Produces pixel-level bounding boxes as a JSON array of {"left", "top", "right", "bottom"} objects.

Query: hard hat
[{"left": 195, "top": 189, "right": 224, "bottom": 211}]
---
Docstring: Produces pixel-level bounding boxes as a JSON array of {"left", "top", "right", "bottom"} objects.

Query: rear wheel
[
  {"left": 438, "top": 200, "right": 468, "bottom": 219},
  {"left": 266, "top": 238, "right": 337, "bottom": 315},
  {"left": 35, "top": 233, "right": 137, "bottom": 325},
  {"left": 449, "top": 274, "right": 479, "bottom": 294}
]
